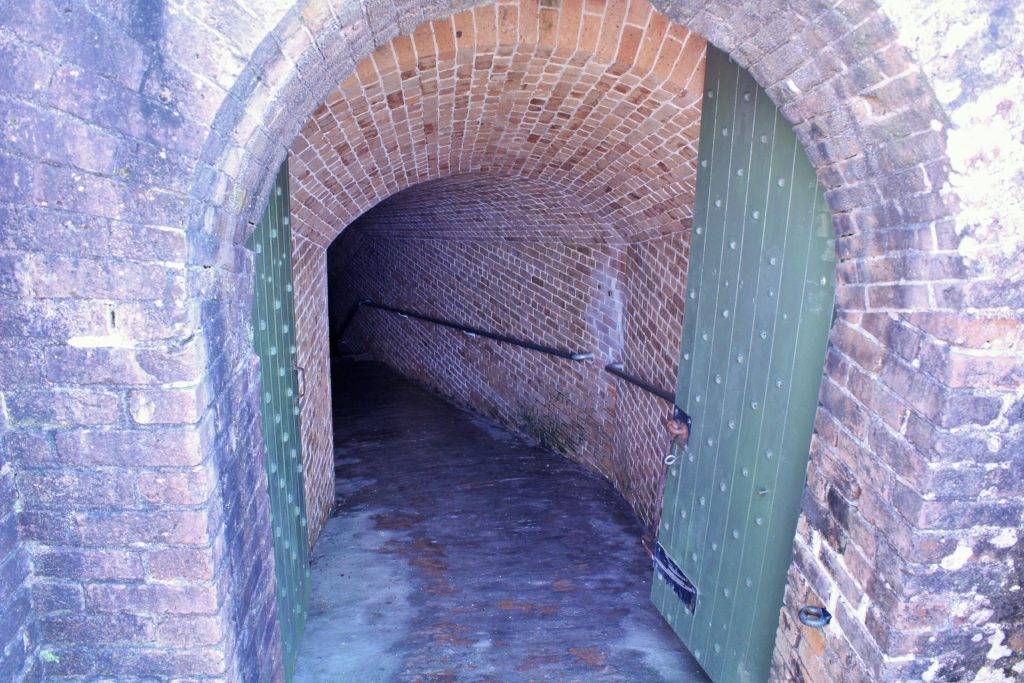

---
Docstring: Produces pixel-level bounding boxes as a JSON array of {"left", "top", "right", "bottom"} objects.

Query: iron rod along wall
[{"left": 339, "top": 299, "right": 595, "bottom": 361}]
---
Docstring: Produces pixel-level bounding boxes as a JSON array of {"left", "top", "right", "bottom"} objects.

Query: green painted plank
[
  {"left": 654, "top": 43, "right": 727, "bottom": 630},
  {"left": 720, "top": 119, "right": 818, "bottom": 680},
  {"left": 669, "top": 44, "right": 741, "bottom": 577},
  {"left": 660, "top": 45, "right": 740, "bottom": 638},
  {"left": 653, "top": 46, "right": 836, "bottom": 683},
  {"left": 654, "top": 42, "right": 727, "bottom": 625},
  {"left": 249, "top": 159, "right": 310, "bottom": 680},
  {"left": 694, "top": 70, "right": 782, "bottom": 672},
  {"left": 681, "top": 61, "right": 763, "bottom": 660}
]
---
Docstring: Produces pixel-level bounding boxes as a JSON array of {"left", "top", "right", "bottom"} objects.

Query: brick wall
[
  {"left": 0, "top": 457, "right": 37, "bottom": 680},
  {"left": 613, "top": 234, "right": 690, "bottom": 522},
  {"left": 291, "top": 233, "right": 334, "bottom": 544},
  {"left": 1, "top": 0, "right": 1021, "bottom": 680},
  {"left": 325, "top": 175, "right": 691, "bottom": 528},
  {"left": 0, "top": 2, "right": 284, "bottom": 679}
]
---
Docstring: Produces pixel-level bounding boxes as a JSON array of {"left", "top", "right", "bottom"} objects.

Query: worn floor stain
[{"left": 294, "top": 360, "right": 706, "bottom": 682}]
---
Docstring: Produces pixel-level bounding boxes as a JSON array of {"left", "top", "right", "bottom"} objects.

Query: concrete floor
[{"left": 294, "top": 360, "right": 706, "bottom": 682}]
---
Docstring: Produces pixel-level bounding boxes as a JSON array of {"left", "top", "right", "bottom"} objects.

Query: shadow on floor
[{"left": 294, "top": 360, "right": 706, "bottom": 682}]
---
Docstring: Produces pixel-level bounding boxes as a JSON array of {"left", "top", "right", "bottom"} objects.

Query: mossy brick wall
[{"left": 0, "top": 0, "right": 1020, "bottom": 680}]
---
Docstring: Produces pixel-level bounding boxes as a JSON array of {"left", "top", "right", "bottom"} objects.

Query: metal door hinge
[{"left": 654, "top": 542, "right": 697, "bottom": 612}]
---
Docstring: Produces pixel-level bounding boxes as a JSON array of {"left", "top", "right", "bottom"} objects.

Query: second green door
[{"left": 652, "top": 46, "right": 836, "bottom": 682}]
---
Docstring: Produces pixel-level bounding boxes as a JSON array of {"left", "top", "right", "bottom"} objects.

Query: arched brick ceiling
[
  {"left": 349, "top": 172, "right": 617, "bottom": 242},
  {"left": 289, "top": 0, "right": 706, "bottom": 248}
]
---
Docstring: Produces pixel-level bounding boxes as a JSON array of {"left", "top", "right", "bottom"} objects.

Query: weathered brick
[
  {"left": 128, "top": 386, "right": 204, "bottom": 425},
  {"left": 39, "top": 612, "right": 149, "bottom": 645},
  {"left": 30, "top": 163, "right": 127, "bottom": 221},
  {"left": 35, "top": 548, "right": 144, "bottom": 582},
  {"left": 3, "top": 428, "right": 58, "bottom": 467},
  {"left": 5, "top": 389, "right": 122, "bottom": 427},
  {"left": 84, "top": 582, "right": 220, "bottom": 615},
  {"left": 19, "top": 509, "right": 80, "bottom": 546},
  {"left": 145, "top": 546, "right": 217, "bottom": 582},
  {"left": 44, "top": 345, "right": 201, "bottom": 386},
  {"left": 9, "top": 252, "right": 184, "bottom": 301},
  {"left": 0, "top": 0, "right": 1019, "bottom": 680},
  {"left": 151, "top": 614, "right": 225, "bottom": 647},
  {"left": 42, "top": 644, "right": 227, "bottom": 678},
  {"left": 54, "top": 426, "right": 202, "bottom": 467},
  {"left": 30, "top": 580, "right": 85, "bottom": 613},
  {"left": 137, "top": 466, "right": 216, "bottom": 506},
  {"left": 0, "top": 541, "right": 31, "bottom": 600},
  {"left": 0, "top": 347, "right": 44, "bottom": 387},
  {"left": 0, "top": 299, "right": 112, "bottom": 341},
  {"left": 110, "top": 298, "right": 195, "bottom": 342},
  {"left": 16, "top": 468, "right": 138, "bottom": 509},
  {"left": 77, "top": 509, "right": 211, "bottom": 547},
  {"left": 0, "top": 99, "right": 121, "bottom": 175}
]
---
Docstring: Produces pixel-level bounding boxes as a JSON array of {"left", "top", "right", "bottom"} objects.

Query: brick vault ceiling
[
  {"left": 289, "top": 0, "right": 707, "bottom": 248},
  {"left": 347, "top": 172, "right": 618, "bottom": 243}
]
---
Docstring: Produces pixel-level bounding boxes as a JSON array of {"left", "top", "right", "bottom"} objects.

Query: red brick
[{"left": 84, "top": 582, "right": 219, "bottom": 615}]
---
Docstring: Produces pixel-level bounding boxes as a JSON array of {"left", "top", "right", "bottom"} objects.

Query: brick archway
[
  {"left": 192, "top": 1, "right": 1017, "bottom": 680},
  {"left": 2, "top": 0, "right": 1020, "bottom": 681},
  {"left": 287, "top": 2, "right": 706, "bottom": 246},
  {"left": 288, "top": 0, "right": 708, "bottom": 545}
]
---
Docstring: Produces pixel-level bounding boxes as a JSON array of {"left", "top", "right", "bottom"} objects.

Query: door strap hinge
[{"left": 654, "top": 542, "right": 697, "bottom": 612}]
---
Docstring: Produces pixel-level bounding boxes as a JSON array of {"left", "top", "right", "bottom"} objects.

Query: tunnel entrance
[
  {"left": 7, "top": 0, "right": 1012, "bottom": 680},
  {"left": 265, "top": 5, "right": 839, "bottom": 671},
  {"left": 294, "top": 40, "right": 836, "bottom": 679}
]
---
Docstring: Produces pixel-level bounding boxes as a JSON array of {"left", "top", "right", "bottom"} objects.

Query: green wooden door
[
  {"left": 248, "top": 158, "right": 310, "bottom": 679},
  {"left": 652, "top": 47, "right": 836, "bottom": 682}
]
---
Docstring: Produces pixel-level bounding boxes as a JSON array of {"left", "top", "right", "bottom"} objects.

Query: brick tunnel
[
  {"left": 306, "top": 171, "right": 697, "bottom": 676},
  {"left": 2, "top": 0, "right": 1023, "bottom": 681},
  {"left": 285, "top": 8, "right": 713, "bottom": 675},
  {"left": 285, "top": 0, "right": 706, "bottom": 535},
  {"left": 326, "top": 171, "right": 689, "bottom": 525}
]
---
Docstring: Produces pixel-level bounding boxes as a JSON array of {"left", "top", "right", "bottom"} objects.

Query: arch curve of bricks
[{"left": 1, "top": 0, "right": 1020, "bottom": 681}]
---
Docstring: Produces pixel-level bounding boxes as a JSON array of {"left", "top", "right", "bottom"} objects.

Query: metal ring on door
[{"left": 798, "top": 605, "right": 832, "bottom": 628}]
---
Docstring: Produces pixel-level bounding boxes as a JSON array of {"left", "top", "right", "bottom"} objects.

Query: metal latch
[
  {"left": 664, "top": 405, "right": 692, "bottom": 449},
  {"left": 653, "top": 542, "right": 697, "bottom": 612}
]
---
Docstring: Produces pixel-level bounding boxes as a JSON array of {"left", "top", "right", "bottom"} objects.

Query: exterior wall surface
[
  {"left": 0, "top": 459, "right": 36, "bottom": 681},
  {"left": 0, "top": 2, "right": 286, "bottom": 679},
  {"left": 0, "top": 0, "right": 1021, "bottom": 681}
]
